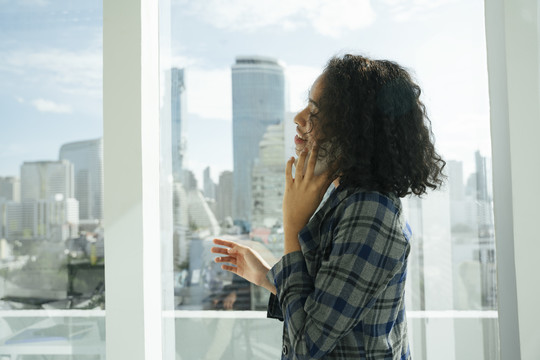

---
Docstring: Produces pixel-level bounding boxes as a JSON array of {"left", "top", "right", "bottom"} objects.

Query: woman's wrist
[
  {"left": 254, "top": 264, "right": 276, "bottom": 295},
  {"left": 284, "top": 228, "right": 302, "bottom": 254},
  {"left": 260, "top": 276, "right": 277, "bottom": 295}
]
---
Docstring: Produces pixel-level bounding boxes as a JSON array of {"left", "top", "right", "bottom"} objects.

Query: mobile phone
[{"left": 297, "top": 149, "right": 330, "bottom": 176}]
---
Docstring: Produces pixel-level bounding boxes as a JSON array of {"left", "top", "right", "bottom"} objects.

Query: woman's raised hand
[
  {"left": 282, "top": 145, "right": 333, "bottom": 253},
  {"left": 211, "top": 238, "right": 277, "bottom": 295}
]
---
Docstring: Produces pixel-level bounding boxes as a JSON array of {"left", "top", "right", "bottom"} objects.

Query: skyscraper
[
  {"left": 18, "top": 160, "right": 79, "bottom": 241},
  {"left": 0, "top": 177, "right": 20, "bottom": 202},
  {"left": 172, "top": 182, "right": 189, "bottom": 264},
  {"left": 251, "top": 122, "right": 285, "bottom": 228},
  {"left": 59, "top": 138, "right": 103, "bottom": 222},
  {"left": 473, "top": 151, "right": 496, "bottom": 308},
  {"left": 21, "top": 160, "right": 74, "bottom": 202},
  {"left": 3, "top": 202, "right": 22, "bottom": 240},
  {"left": 231, "top": 56, "right": 285, "bottom": 222},
  {"left": 447, "top": 160, "right": 476, "bottom": 230},
  {"left": 216, "top": 170, "right": 233, "bottom": 223},
  {"left": 474, "top": 150, "right": 490, "bottom": 203},
  {"left": 22, "top": 197, "right": 79, "bottom": 242},
  {"left": 203, "top": 166, "right": 216, "bottom": 200},
  {"left": 171, "top": 68, "right": 186, "bottom": 182}
]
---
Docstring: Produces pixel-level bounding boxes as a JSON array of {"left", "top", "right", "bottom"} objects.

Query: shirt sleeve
[
  {"left": 267, "top": 292, "right": 284, "bottom": 321},
  {"left": 267, "top": 198, "right": 409, "bottom": 359}
]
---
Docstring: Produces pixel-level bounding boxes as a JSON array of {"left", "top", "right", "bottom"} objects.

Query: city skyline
[
  {"left": 0, "top": 2, "right": 504, "bottom": 358},
  {"left": 0, "top": 0, "right": 497, "bottom": 309}
]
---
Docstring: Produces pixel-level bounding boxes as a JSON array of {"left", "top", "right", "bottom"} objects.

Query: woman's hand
[
  {"left": 223, "top": 291, "right": 237, "bottom": 310},
  {"left": 283, "top": 145, "right": 333, "bottom": 253},
  {"left": 211, "top": 238, "right": 276, "bottom": 295}
]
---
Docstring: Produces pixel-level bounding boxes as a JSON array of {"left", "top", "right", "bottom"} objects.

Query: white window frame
[
  {"left": 103, "top": 0, "right": 163, "bottom": 359},
  {"left": 102, "top": 0, "right": 540, "bottom": 359},
  {"left": 485, "top": 0, "right": 540, "bottom": 359}
]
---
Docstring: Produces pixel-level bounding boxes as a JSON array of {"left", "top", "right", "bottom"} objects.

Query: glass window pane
[
  {"left": 0, "top": 1, "right": 104, "bottom": 358},
  {"left": 161, "top": 1, "right": 499, "bottom": 359}
]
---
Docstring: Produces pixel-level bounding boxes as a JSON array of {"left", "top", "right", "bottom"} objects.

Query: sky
[{"left": 0, "top": 0, "right": 492, "bottom": 186}]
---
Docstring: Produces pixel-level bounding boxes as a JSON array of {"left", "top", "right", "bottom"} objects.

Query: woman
[{"left": 211, "top": 54, "right": 445, "bottom": 359}]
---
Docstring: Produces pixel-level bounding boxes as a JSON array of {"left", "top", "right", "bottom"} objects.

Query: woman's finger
[
  {"left": 285, "top": 156, "right": 295, "bottom": 186},
  {"left": 213, "top": 238, "right": 235, "bottom": 248},
  {"left": 210, "top": 246, "right": 229, "bottom": 255},
  {"left": 304, "top": 144, "right": 319, "bottom": 179},
  {"left": 221, "top": 264, "right": 239, "bottom": 274},
  {"left": 296, "top": 147, "right": 308, "bottom": 180},
  {"left": 215, "top": 256, "right": 236, "bottom": 264}
]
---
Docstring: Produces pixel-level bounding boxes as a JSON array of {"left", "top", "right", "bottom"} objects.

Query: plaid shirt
[{"left": 267, "top": 186, "right": 411, "bottom": 360}]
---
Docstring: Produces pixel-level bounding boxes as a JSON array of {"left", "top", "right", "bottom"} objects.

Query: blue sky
[
  {"left": 0, "top": 0, "right": 491, "bottom": 185},
  {"left": 0, "top": 0, "right": 102, "bottom": 177}
]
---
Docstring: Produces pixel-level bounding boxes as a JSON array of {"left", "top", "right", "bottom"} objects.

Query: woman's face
[
  {"left": 293, "top": 74, "right": 330, "bottom": 176},
  {"left": 293, "top": 74, "right": 324, "bottom": 156}
]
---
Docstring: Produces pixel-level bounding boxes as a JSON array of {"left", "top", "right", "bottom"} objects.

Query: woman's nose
[{"left": 294, "top": 107, "right": 308, "bottom": 127}]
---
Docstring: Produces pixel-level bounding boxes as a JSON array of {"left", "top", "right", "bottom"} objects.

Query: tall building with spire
[
  {"left": 171, "top": 68, "right": 186, "bottom": 182},
  {"left": 231, "top": 56, "right": 285, "bottom": 223}
]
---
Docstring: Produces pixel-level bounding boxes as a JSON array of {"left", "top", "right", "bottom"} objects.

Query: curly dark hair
[{"left": 311, "top": 54, "right": 446, "bottom": 197}]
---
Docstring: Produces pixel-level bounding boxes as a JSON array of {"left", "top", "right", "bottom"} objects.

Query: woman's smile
[{"left": 294, "top": 134, "right": 306, "bottom": 145}]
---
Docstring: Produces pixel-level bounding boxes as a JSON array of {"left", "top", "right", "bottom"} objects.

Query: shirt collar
[
  {"left": 298, "top": 185, "right": 401, "bottom": 254},
  {"left": 298, "top": 185, "right": 363, "bottom": 253}
]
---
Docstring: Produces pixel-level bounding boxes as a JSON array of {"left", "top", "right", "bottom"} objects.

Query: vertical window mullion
[
  {"left": 485, "top": 0, "right": 540, "bottom": 358},
  {"left": 104, "top": 0, "right": 162, "bottom": 359}
]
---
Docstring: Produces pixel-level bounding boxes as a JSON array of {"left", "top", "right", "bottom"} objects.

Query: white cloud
[
  {"left": 32, "top": 98, "right": 72, "bottom": 113},
  {"left": 311, "top": 0, "right": 376, "bottom": 37},
  {"left": 381, "top": 0, "right": 458, "bottom": 22},
  {"left": 1, "top": 47, "right": 102, "bottom": 99},
  {"left": 175, "top": 0, "right": 376, "bottom": 37}
]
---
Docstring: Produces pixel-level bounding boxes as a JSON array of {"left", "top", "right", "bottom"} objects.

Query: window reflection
[
  {"left": 170, "top": 58, "right": 288, "bottom": 311},
  {"left": 0, "top": 1, "right": 105, "bottom": 357},
  {"left": 167, "top": 1, "right": 500, "bottom": 358},
  {"left": 0, "top": 0, "right": 103, "bottom": 311}
]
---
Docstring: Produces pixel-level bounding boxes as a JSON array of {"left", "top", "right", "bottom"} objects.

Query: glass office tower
[{"left": 231, "top": 56, "right": 285, "bottom": 224}]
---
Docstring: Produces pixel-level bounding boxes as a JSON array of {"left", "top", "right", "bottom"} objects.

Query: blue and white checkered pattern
[{"left": 267, "top": 186, "right": 411, "bottom": 360}]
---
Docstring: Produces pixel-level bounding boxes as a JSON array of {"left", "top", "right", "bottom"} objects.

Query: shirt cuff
[
  {"left": 267, "top": 292, "right": 283, "bottom": 320},
  {"left": 268, "top": 251, "right": 314, "bottom": 312}
]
